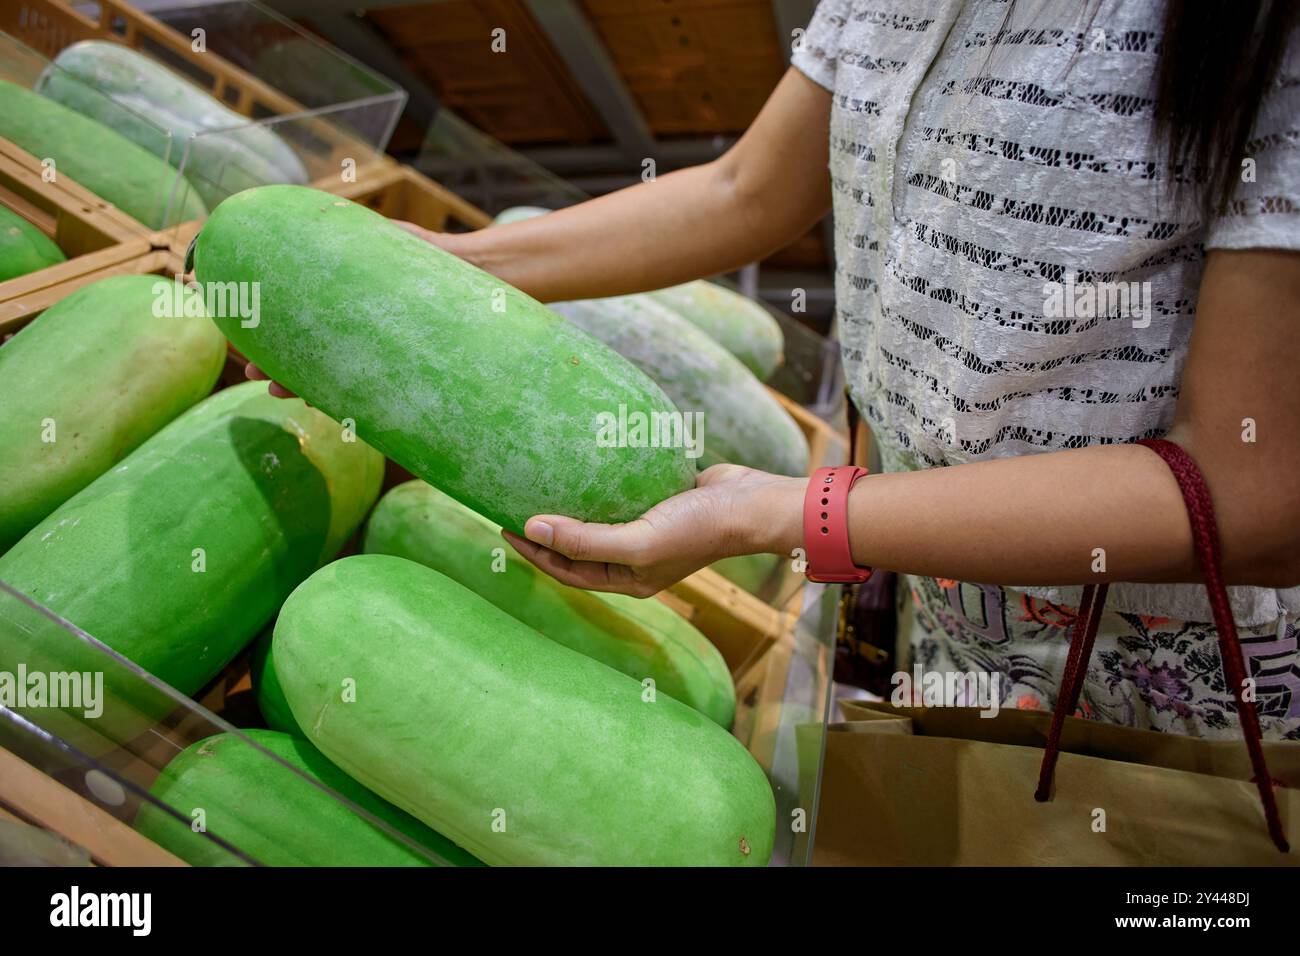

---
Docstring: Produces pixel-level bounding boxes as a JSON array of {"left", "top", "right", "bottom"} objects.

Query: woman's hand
[
  {"left": 245, "top": 362, "right": 295, "bottom": 399},
  {"left": 503, "top": 464, "right": 805, "bottom": 597},
  {"left": 393, "top": 220, "right": 476, "bottom": 260}
]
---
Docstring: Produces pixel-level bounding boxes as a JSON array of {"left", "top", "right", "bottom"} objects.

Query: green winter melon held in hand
[
  {"left": 275, "top": 554, "right": 776, "bottom": 867},
  {"left": 190, "top": 185, "right": 695, "bottom": 534}
]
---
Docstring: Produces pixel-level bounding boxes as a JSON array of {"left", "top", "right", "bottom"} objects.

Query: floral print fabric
[{"left": 902, "top": 574, "right": 1300, "bottom": 739}]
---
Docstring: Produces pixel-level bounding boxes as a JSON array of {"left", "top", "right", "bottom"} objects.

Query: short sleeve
[
  {"left": 1205, "top": 27, "right": 1300, "bottom": 250},
  {"left": 790, "top": 0, "right": 850, "bottom": 92}
]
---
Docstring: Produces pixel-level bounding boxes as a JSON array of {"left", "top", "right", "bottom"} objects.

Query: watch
[{"left": 803, "top": 466, "right": 873, "bottom": 584}]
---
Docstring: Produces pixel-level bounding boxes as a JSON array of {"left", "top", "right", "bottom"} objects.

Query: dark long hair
[{"left": 1154, "top": 0, "right": 1298, "bottom": 220}]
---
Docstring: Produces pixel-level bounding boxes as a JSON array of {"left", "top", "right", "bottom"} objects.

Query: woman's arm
[
  {"left": 505, "top": 248, "right": 1300, "bottom": 596},
  {"left": 420, "top": 68, "right": 833, "bottom": 302}
]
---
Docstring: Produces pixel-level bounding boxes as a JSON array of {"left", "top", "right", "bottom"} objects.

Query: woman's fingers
[
  {"left": 502, "top": 530, "right": 646, "bottom": 594},
  {"left": 392, "top": 219, "right": 436, "bottom": 242},
  {"left": 244, "top": 362, "right": 297, "bottom": 399},
  {"left": 523, "top": 514, "right": 657, "bottom": 566}
]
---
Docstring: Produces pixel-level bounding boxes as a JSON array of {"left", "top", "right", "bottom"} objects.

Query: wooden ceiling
[
  {"left": 365, "top": 0, "right": 786, "bottom": 146},
  {"left": 581, "top": 0, "right": 786, "bottom": 137}
]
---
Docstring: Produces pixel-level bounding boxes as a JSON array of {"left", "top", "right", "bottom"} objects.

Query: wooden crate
[
  {"left": 0, "top": 246, "right": 169, "bottom": 337},
  {"left": 0, "top": 746, "right": 185, "bottom": 866},
  {"left": 326, "top": 161, "right": 493, "bottom": 232},
  {"left": 0, "top": 145, "right": 151, "bottom": 314},
  {"left": 731, "top": 629, "right": 796, "bottom": 769}
]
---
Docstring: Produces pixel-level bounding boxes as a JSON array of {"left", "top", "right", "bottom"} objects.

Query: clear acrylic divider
[
  {"left": 0, "top": 580, "right": 462, "bottom": 866},
  {"left": 1, "top": 0, "right": 406, "bottom": 231},
  {"left": 0, "top": 29, "right": 206, "bottom": 229},
  {"left": 755, "top": 581, "right": 839, "bottom": 866}
]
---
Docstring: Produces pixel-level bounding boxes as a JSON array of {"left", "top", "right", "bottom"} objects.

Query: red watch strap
[{"left": 803, "top": 466, "right": 872, "bottom": 583}]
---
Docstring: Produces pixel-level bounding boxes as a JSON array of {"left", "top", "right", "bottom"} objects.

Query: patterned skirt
[{"left": 900, "top": 574, "right": 1300, "bottom": 741}]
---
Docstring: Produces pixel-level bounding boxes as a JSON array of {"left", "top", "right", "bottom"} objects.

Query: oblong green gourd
[
  {"left": 649, "top": 281, "right": 784, "bottom": 380},
  {"left": 0, "top": 80, "right": 207, "bottom": 227},
  {"left": 275, "top": 554, "right": 775, "bottom": 866},
  {"left": 190, "top": 185, "right": 696, "bottom": 534},
  {"left": 135, "top": 730, "right": 482, "bottom": 867},
  {"left": 362, "top": 481, "right": 735, "bottom": 727},
  {"left": 0, "top": 382, "right": 384, "bottom": 750},
  {"left": 0, "top": 274, "right": 226, "bottom": 553},
  {"left": 39, "top": 42, "right": 308, "bottom": 209},
  {"left": 251, "top": 627, "right": 302, "bottom": 737},
  {"left": 552, "top": 295, "right": 808, "bottom": 475},
  {"left": 0, "top": 204, "right": 66, "bottom": 281}
]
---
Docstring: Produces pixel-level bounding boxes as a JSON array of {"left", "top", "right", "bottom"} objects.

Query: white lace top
[{"left": 792, "top": 0, "right": 1300, "bottom": 627}]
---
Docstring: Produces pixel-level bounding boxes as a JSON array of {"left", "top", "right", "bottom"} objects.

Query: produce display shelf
[
  {"left": 1, "top": 48, "right": 845, "bottom": 859},
  {"left": 1, "top": 0, "right": 406, "bottom": 231},
  {"left": 0, "top": 141, "right": 151, "bottom": 314},
  {"left": 2, "top": 237, "right": 842, "bottom": 865}
]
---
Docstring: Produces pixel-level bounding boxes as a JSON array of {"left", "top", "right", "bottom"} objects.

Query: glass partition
[
  {"left": 0, "top": 580, "right": 459, "bottom": 866},
  {"left": 0, "top": 0, "right": 405, "bottom": 229}
]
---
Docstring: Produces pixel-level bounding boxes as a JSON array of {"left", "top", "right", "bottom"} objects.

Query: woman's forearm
[
  {"left": 444, "top": 69, "right": 833, "bottom": 302},
  {"left": 449, "top": 163, "right": 762, "bottom": 300},
  {"left": 747, "top": 442, "right": 1297, "bottom": 589}
]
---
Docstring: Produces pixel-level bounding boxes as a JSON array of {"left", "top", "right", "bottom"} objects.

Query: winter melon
[
  {"left": 275, "top": 554, "right": 776, "bottom": 866},
  {"left": 0, "top": 382, "right": 383, "bottom": 750},
  {"left": 0, "top": 79, "right": 207, "bottom": 227},
  {"left": 190, "top": 185, "right": 696, "bottom": 534},
  {"left": 362, "top": 480, "right": 735, "bottom": 726},
  {"left": 0, "top": 274, "right": 225, "bottom": 553},
  {"left": 552, "top": 295, "right": 808, "bottom": 475},
  {"left": 135, "top": 730, "right": 482, "bottom": 866},
  {"left": 649, "top": 282, "right": 784, "bottom": 380},
  {"left": 39, "top": 42, "right": 308, "bottom": 209},
  {"left": 0, "top": 205, "right": 65, "bottom": 281}
]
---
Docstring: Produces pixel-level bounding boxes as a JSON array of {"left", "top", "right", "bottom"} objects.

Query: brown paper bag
[{"left": 809, "top": 700, "right": 1299, "bottom": 866}]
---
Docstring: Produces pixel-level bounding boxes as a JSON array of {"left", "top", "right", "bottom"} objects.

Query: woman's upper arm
[
  {"left": 1167, "top": 248, "right": 1300, "bottom": 583},
  {"left": 711, "top": 67, "right": 834, "bottom": 248}
]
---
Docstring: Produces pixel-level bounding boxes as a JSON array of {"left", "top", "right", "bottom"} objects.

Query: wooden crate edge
[{"left": 0, "top": 746, "right": 186, "bottom": 867}]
